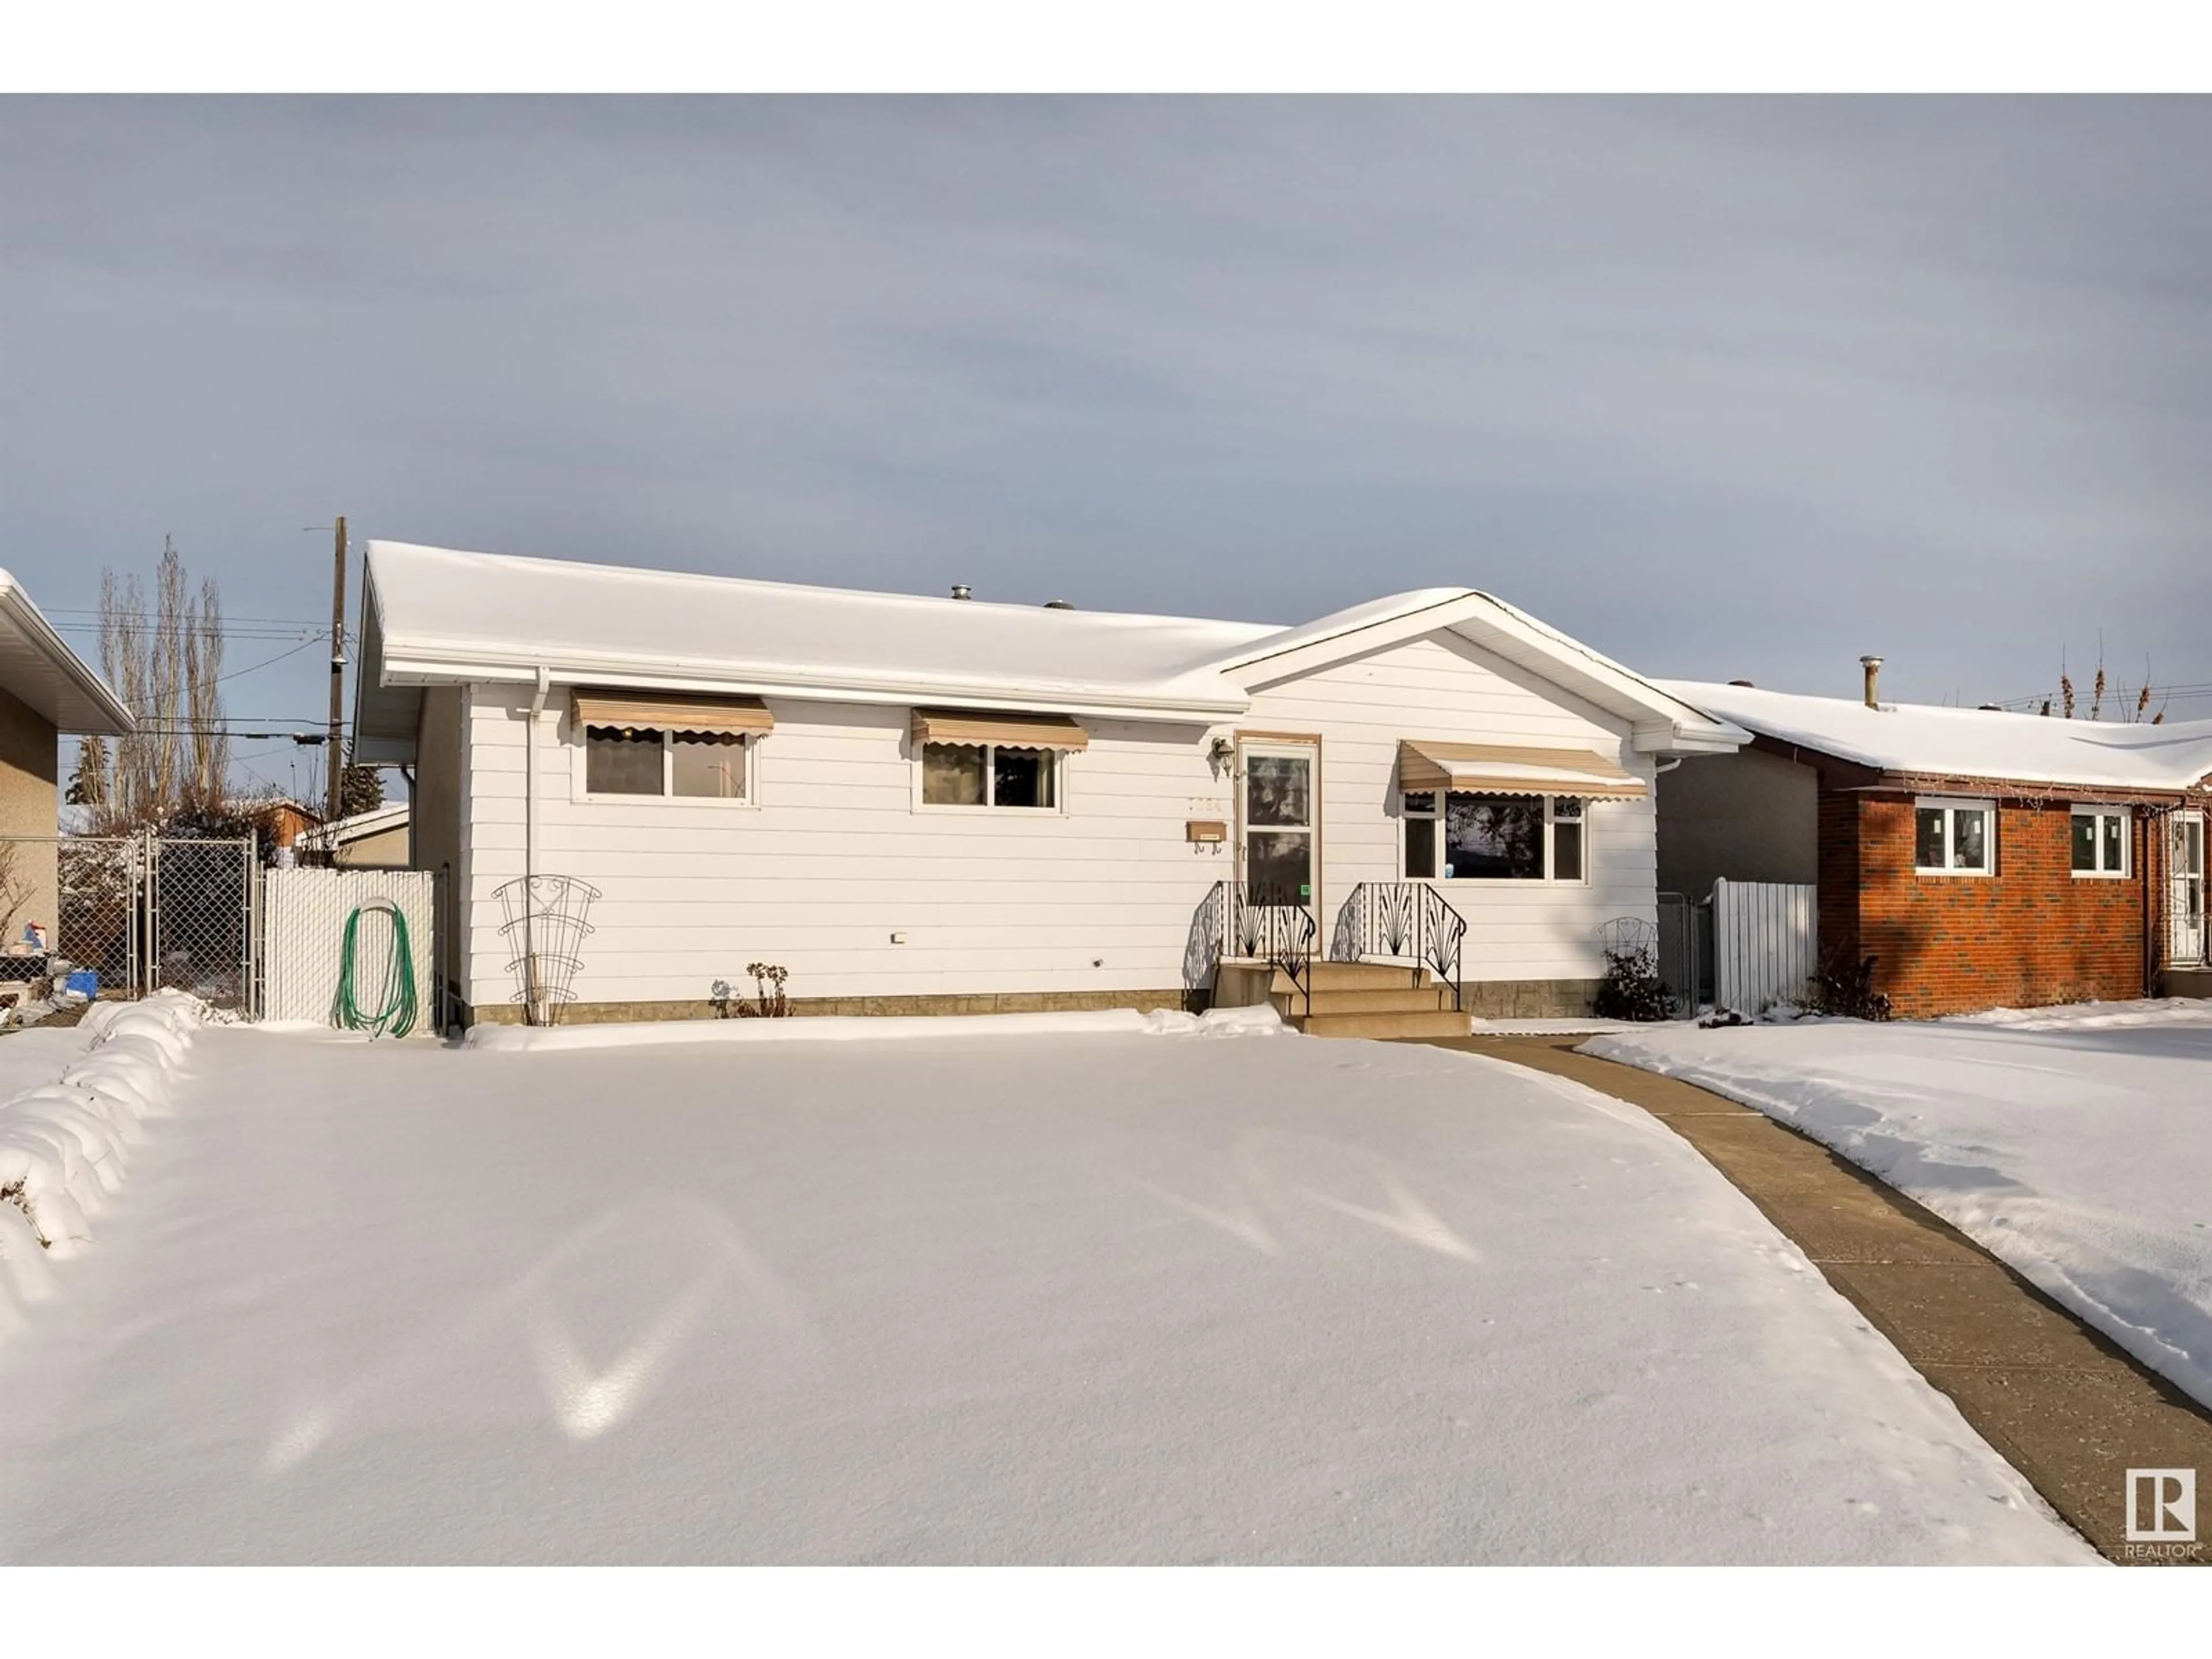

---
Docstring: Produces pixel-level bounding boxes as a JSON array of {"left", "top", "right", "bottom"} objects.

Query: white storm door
[
  {"left": 1240, "top": 741, "right": 1317, "bottom": 911},
  {"left": 2175, "top": 812, "right": 2207, "bottom": 964}
]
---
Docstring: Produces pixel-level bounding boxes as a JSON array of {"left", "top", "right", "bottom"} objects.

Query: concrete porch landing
[{"left": 1419, "top": 1034, "right": 2212, "bottom": 1567}]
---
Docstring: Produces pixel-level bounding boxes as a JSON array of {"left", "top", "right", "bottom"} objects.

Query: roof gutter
[
  {"left": 1859, "top": 771, "right": 2191, "bottom": 806},
  {"left": 376, "top": 650, "right": 1250, "bottom": 724}
]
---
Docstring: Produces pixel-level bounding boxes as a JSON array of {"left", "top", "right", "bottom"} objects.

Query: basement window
[
  {"left": 2071, "top": 806, "right": 2130, "bottom": 877},
  {"left": 1914, "top": 797, "right": 1994, "bottom": 876}
]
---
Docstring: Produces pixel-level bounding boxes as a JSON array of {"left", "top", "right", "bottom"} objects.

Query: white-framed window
[
  {"left": 1914, "top": 796, "right": 1995, "bottom": 876},
  {"left": 1401, "top": 791, "right": 1586, "bottom": 884},
  {"left": 2070, "top": 805, "right": 2130, "bottom": 877},
  {"left": 920, "top": 742, "right": 1060, "bottom": 810},
  {"left": 582, "top": 724, "right": 751, "bottom": 801}
]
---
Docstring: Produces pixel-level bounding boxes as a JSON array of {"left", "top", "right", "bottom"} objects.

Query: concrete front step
[
  {"left": 1268, "top": 961, "right": 1434, "bottom": 997},
  {"left": 1300, "top": 985, "right": 1456, "bottom": 1016},
  {"left": 1296, "top": 1008, "right": 1473, "bottom": 1040}
]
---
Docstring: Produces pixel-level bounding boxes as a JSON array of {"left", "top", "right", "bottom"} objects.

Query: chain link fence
[{"left": 2, "top": 833, "right": 253, "bottom": 1014}]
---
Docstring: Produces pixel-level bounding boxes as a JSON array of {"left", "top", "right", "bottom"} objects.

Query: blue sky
[{"left": 5, "top": 96, "right": 2209, "bottom": 783}]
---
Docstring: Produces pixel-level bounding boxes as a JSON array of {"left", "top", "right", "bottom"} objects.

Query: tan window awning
[
  {"left": 1396, "top": 740, "right": 1646, "bottom": 800},
  {"left": 910, "top": 708, "right": 1090, "bottom": 751},
  {"left": 573, "top": 690, "right": 775, "bottom": 737}
]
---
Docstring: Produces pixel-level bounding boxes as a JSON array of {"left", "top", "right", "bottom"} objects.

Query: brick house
[{"left": 1656, "top": 666, "right": 2212, "bottom": 1017}]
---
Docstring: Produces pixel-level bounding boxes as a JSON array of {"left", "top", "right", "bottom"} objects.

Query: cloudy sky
[{"left": 5, "top": 97, "right": 2209, "bottom": 781}]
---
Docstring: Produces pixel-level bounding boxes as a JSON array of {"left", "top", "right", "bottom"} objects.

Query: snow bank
[
  {"left": 464, "top": 1003, "right": 1287, "bottom": 1053},
  {"left": 0, "top": 993, "right": 209, "bottom": 1329}
]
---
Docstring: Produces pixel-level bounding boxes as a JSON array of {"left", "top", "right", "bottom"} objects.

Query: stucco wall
[
  {"left": 334, "top": 823, "right": 412, "bottom": 867},
  {"left": 446, "top": 628, "right": 1659, "bottom": 1013},
  {"left": 1654, "top": 745, "right": 1820, "bottom": 900},
  {"left": 0, "top": 683, "right": 59, "bottom": 946}
]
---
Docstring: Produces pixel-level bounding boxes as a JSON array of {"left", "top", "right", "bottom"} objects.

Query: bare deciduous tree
[{"left": 92, "top": 539, "right": 230, "bottom": 829}]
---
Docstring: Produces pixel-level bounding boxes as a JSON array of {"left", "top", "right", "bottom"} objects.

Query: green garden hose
[{"left": 333, "top": 899, "right": 418, "bottom": 1038}]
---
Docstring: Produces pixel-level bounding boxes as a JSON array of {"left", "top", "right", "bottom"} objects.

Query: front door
[
  {"left": 1240, "top": 741, "right": 1317, "bottom": 911},
  {"left": 2175, "top": 812, "right": 2207, "bottom": 965}
]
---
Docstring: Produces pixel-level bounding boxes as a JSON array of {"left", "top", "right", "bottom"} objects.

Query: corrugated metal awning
[
  {"left": 910, "top": 708, "right": 1090, "bottom": 751},
  {"left": 572, "top": 690, "right": 775, "bottom": 736},
  {"left": 1396, "top": 740, "right": 1646, "bottom": 799}
]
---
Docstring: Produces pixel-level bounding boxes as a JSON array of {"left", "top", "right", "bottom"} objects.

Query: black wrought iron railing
[
  {"left": 1191, "top": 880, "right": 1317, "bottom": 1018},
  {"left": 1328, "top": 882, "right": 1466, "bottom": 1010}
]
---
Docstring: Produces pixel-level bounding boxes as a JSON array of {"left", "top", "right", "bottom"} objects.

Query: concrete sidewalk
[{"left": 1426, "top": 1035, "right": 2212, "bottom": 1567}]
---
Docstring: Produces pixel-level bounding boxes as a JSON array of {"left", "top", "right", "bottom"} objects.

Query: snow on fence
[
  {"left": 262, "top": 868, "right": 437, "bottom": 1035},
  {"left": 1710, "top": 879, "right": 1817, "bottom": 1014}
]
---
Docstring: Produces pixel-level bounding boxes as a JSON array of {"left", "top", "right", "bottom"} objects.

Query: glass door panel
[{"left": 1241, "top": 743, "right": 1316, "bottom": 910}]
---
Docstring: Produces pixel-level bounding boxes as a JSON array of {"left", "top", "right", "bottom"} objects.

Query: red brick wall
[
  {"left": 1825, "top": 790, "right": 2146, "bottom": 1017},
  {"left": 1816, "top": 785, "right": 1862, "bottom": 969}
]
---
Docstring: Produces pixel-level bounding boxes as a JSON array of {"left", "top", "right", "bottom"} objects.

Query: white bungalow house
[{"left": 351, "top": 541, "right": 1746, "bottom": 1032}]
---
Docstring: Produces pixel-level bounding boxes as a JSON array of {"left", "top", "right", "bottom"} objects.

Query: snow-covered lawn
[
  {"left": 1586, "top": 1000, "right": 2212, "bottom": 1414},
  {"left": 0, "top": 1024, "right": 2089, "bottom": 1563}
]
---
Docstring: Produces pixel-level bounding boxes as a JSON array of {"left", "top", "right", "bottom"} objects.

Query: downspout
[
  {"left": 525, "top": 667, "right": 551, "bottom": 1025},
  {"left": 2145, "top": 805, "right": 2165, "bottom": 998}
]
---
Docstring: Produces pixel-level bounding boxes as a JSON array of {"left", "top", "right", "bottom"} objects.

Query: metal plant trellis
[{"left": 494, "top": 873, "right": 600, "bottom": 1025}]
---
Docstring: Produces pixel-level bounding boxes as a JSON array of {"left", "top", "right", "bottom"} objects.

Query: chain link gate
[{"left": 146, "top": 835, "right": 256, "bottom": 1013}]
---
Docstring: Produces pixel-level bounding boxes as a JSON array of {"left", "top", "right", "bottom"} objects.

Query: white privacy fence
[
  {"left": 1710, "top": 878, "right": 1817, "bottom": 1014},
  {"left": 263, "top": 868, "right": 439, "bottom": 1035}
]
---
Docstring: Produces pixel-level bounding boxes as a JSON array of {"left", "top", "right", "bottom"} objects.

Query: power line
[{"left": 214, "top": 637, "right": 325, "bottom": 682}]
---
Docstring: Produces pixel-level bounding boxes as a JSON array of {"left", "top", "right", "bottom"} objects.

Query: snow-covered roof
[
  {"left": 354, "top": 540, "right": 1743, "bottom": 762},
  {"left": 1664, "top": 680, "right": 2212, "bottom": 794},
  {"left": 0, "top": 570, "right": 133, "bottom": 736}
]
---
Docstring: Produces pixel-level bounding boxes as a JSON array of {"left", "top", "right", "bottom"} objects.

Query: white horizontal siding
[
  {"left": 1243, "top": 634, "right": 1656, "bottom": 982},
  {"left": 457, "top": 693, "right": 1232, "bottom": 1008},
  {"left": 452, "top": 630, "right": 1658, "bottom": 1009}
]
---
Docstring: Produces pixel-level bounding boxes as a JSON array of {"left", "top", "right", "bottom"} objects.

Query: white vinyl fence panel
[
  {"left": 1711, "top": 878, "right": 1817, "bottom": 1014},
  {"left": 263, "top": 868, "right": 436, "bottom": 1033}
]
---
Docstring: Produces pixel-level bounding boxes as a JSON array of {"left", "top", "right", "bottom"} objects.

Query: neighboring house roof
[
  {"left": 300, "top": 801, "right": 410, "bottom": 852},
  {"left": 0, "top": 570, "right": 134, "bottom": 736},
  {"left": 1664, "top": 679, "right": 2212, "bottom": 796},
  {"left": 354, "top": 540, "right": 1744, "bottom": 762}
]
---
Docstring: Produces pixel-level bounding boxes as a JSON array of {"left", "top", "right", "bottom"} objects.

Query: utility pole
[{"left": 327, "top": 514, "right": 347, "bottom": 824}]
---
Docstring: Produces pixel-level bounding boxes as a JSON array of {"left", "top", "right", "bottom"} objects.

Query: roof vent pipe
[
  {"left": 1859, "top": 655, "right": 1884, "bottom": 710},
  {"left": 950, "top": 584, "right": 972, "bottom": 601},
  {"left": 1044, "top": 599, "right": 1074, "bottom": 610}
]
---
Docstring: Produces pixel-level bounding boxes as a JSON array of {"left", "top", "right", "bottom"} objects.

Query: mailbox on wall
[{"left": 1185, "top": 820, "right": 1229, "bottom": 843}]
